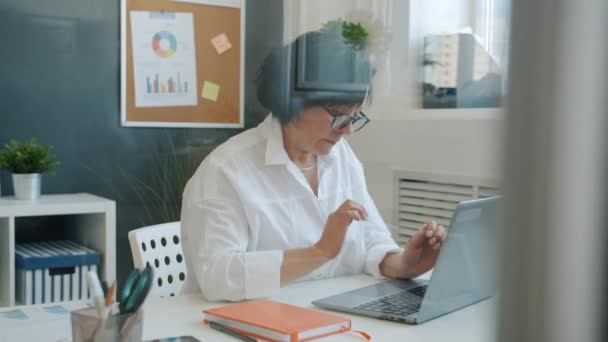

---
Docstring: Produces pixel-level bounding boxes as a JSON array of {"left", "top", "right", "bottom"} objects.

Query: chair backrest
[{"left": 128, "top": 221, "right": 187, "bottom": 298}]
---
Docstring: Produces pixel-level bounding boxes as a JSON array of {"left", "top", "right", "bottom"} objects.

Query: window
[
  {"left": 420, "top": 0, "right": 511, "bottom": 109},
  {"left": 283, "top": 0, "right": 511, "bottom": 115},
  {"left": 473, "top": 0, "right": 511, "bottom": 93}
]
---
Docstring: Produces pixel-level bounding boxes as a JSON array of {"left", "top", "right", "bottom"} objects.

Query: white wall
[
  {"left": 283, "top": 0, "right": 395, "bottom": 43},
  {"left": 348, "top": 109, "right": 504, "bottom": 227}
]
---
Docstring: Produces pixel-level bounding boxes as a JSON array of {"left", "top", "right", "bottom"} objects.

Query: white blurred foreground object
[{"left": 500, "top": 0, "right": 608, "bottom": 341}]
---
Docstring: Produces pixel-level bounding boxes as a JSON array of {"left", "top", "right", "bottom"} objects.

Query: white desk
[
  {"left": 147, "top": 274, "right": 497, "bottom": 342},
  {"left": 0, "top": 274, "right": 497, "bottom": 342}
]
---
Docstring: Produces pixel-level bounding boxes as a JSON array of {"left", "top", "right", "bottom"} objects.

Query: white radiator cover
[{"left": 392, "top": 170, "right": 500, "bottom": 243}]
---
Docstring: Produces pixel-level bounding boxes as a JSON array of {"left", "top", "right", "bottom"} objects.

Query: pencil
[{"left": 105, "top": 282, "right": 116, "bottom": 308}]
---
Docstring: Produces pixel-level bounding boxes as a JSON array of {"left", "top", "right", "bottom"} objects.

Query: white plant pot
[{"left": 12, "top": 173, "right": 41, "bottom": 200}]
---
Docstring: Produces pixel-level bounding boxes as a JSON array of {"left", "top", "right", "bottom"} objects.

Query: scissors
[{"left": 119, "top": 265, "right": 154, "bottom": 314}]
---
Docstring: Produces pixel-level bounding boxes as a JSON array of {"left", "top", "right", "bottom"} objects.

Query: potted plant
[{"left": 0, "top": 138, "right": 60, "bottom": 200}]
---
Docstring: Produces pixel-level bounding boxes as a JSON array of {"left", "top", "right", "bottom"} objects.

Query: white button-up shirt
[{"left": 181, "top": 114, "right": 401, "bottom": 301}]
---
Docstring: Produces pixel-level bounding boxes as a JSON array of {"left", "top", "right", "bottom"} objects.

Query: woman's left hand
[{"left": 400, "top": 221, "right": 447, "bottom": 278}]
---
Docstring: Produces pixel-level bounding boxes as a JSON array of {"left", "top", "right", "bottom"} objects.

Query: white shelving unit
[{"left": 0, "top": 193, "right": 116, "bottom": 307}]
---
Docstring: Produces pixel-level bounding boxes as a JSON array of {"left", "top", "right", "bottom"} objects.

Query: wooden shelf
[{"left": 0, "top": 193, "right": 116, "bottom": 307}]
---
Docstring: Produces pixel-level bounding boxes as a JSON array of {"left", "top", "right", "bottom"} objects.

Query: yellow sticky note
[
  {"left": 211, "top": 33, "right": 232, "bottom": 54},
  {"left": 201, "top": 81, "right": 220, "bottom": 102}
]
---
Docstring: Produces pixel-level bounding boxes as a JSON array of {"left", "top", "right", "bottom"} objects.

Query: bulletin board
[{"left": 120, "top": 0, "right": 244, "bottom": 128}]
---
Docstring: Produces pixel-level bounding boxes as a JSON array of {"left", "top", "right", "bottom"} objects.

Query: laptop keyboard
[{"left": 354, "top": 285, "right": 427, "bottom": 316}]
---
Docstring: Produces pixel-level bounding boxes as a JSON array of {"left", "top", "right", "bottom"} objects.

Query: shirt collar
[
  {"left": 264, "top": 114, "right": 291, "bottom": 166},
  {"left": 318, "top": 144, "right": 338, "bottom": 168},
  {"left": 263, "top": 113, "right": 339, "bottom": 167}
]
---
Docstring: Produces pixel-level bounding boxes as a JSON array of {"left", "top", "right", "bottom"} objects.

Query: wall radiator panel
[{"left": 393, "top": 171, "right": 500, "bottom": 243}]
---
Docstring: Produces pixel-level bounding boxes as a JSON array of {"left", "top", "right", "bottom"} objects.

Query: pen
[
  {"left": 105, "top": 282, "right": 116, "bottom": 318},
  {"left": 86, "top": 271, "right": 106, "bottom": 319},
  {"left": 209, "top": 321, "right": 257, "bottom": 342}
]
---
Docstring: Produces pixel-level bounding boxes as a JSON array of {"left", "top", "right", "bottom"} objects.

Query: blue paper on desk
[{"left": 0, "top": 302, "right": 90, "bottom": 342}]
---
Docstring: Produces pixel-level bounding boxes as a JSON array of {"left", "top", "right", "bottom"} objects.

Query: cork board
[{"left": 120, "top": 0, "right": 243, "bottom": 128}]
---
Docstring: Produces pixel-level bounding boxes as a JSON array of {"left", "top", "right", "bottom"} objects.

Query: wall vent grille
[{"left": 393, "top": 171, "right": 500, "bottom": 243}]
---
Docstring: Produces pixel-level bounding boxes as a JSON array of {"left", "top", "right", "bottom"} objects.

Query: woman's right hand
[{"left": 313, "top": 200, "right": 367, "bottom": 259}]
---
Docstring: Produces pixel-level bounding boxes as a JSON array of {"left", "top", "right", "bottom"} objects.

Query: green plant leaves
[
  {"left": 0, "top": 138, "right": 60, "bottom": 174},
  {"left": 320, "top": 18, "right": 369, "bottom": 50}
]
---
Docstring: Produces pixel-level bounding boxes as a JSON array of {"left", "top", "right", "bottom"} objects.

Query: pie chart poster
[{"left": 130, "top": 11, "right": 198, "bottom": 108}]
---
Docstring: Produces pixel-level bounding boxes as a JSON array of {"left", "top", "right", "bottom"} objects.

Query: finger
[
  {"left": 431, "top": 220, "right": 438, "bottom": 234},
  {"left": 432, "top": 242, "right": 441, "bottom": 251},
  {"left": 429, "top": 237, "right": 437, "bottom": 246},
  {"left": 436, "top": 225, "right": 447, "bottom": 242},
  {"left": 341, "top": 207, "right": 364, "bottom": 221},
  {"left": 347, "top": 209, "right": 363, "bottom": 221},
  {"left": 409, "top": 224, "right": 430, "bottom": 248},
  {"left": 351, "top": 202, "right": 368, "bottom": 220},
  {"left": 343, "top": 200, "right": 368, "bottom": 220},
  {"left": 425, "top": 223, "right": 434, "bottom": 238}
]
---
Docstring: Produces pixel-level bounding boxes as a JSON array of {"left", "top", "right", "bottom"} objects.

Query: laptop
[{"left": 312, "top": 196, "right": 501, "bottom": 324}]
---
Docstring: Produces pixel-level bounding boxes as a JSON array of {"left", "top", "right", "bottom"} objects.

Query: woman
[{"left": 181, "top": 31, "right": 446, "bottom": 301}]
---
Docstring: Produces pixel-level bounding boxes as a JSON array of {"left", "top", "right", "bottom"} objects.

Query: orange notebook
[{"left": 203, "top": 299, "right": 366, "bottom": 342}]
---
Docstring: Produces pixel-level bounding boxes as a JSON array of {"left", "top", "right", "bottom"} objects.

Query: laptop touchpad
[
  {"left": 349, "top": 280, "right": 416, "bottom": 297},
  {"left": 318, "top": 294, "right": 376, "bottom": 308}
]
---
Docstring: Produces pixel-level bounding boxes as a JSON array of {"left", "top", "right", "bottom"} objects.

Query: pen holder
[{"left": 71, "top": 307, "right": 143, "bottom": 342}]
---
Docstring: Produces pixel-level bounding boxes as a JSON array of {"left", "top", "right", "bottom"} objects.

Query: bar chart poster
[{"left": 130, "top": 11, "right": 198, "bottom": 107}]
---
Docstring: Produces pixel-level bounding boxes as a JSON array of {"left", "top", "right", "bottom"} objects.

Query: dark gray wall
[{"left": 0, "top": 0, "right": 282, "bottom": 287}]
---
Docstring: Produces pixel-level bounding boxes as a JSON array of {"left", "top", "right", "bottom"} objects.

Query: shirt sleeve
[
  {"left": 360, "top": 197, "right": 403, "bottom": 279},
  {"left": 181, "top": 159, "right": 283, "bottom": 301},
  {"left": 348, "top": 156, "right": 402, "bottom": 279}
]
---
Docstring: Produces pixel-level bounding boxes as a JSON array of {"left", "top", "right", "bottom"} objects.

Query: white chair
[{"left": 128, "top": 221, "right": 187, "bottom": 298}]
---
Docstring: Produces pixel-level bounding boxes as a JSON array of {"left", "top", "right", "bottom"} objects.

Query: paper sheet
[
  {"left": 131, "top": 11, "right": 198, "bottom": 108},
  {"left": 201, "top": 81, "right": 221, "bottom": 102},
  {"left": 211, "top": 33, "right": 232, "bottom": 54}
]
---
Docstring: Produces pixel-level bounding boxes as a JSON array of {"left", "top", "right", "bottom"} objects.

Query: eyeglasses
[{"left": 322, "top": 105, "right": 371, "bottom": 132}]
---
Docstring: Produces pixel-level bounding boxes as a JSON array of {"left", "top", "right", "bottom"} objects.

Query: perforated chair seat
[{"left": 128, "top": 221, "right": 187, "bottom": 298}]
